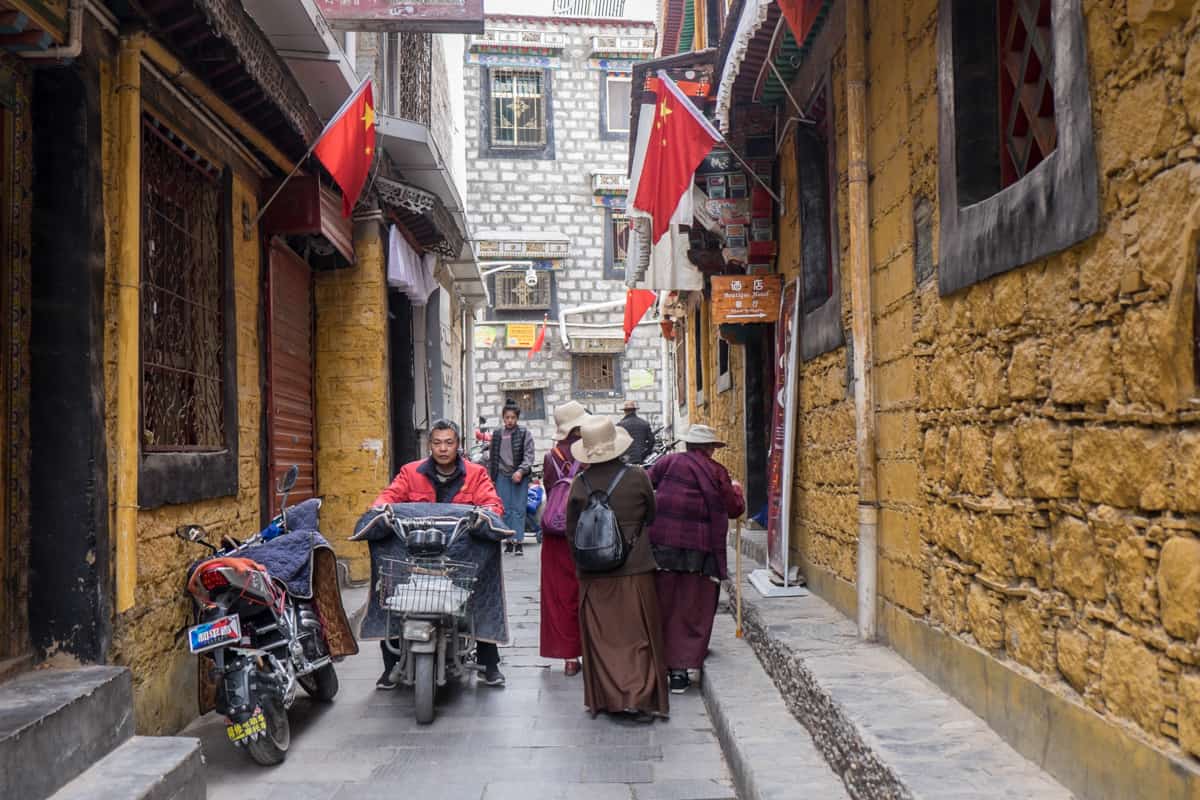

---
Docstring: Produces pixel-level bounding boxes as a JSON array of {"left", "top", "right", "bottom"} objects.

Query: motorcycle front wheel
[
  {"left": 414, "top": 652, "right": 436, "bottom": 725},
  {"left": 298, "top": 663, "right": 339, "bottom": 702},
  {"left": 245, "top": 696, "right": 290, "bottom": 766}
]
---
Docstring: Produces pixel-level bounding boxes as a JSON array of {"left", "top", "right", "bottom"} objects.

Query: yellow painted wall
[
  {"left": 759, "top": 0, "right": 1200, "bottom": 775},
  {"left": 314, "top": 222, "right": 390, "bottom": 582},
  {"left": 101, "top": 54, "right": 267, "bottom": 734}
]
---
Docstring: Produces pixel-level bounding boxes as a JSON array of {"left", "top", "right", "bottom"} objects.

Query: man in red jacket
[{"left": 372, "top": 419, "right": 508, "bottom": 688}]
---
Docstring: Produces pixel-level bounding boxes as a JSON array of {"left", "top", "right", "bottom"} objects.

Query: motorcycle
[
  {"left": 178, "top": 466, "right": 344, "bottom": 766},
  {"left": 641, "top": 426, "right": 677, "bottom": 468},
  {"left": 374, "top": 508, "right": 495, "bottom": 724}
]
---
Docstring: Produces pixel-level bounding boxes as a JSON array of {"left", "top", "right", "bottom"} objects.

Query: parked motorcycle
[
  {"left": 178, "top": 466, "right": 345, "bottom": 766},
  {"left": 375, "top": 508, "right": 492, "bottom": 724}
]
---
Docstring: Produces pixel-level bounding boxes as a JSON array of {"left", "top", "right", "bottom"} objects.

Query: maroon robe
[{"left": 539, "top": 438, "right": 582, "bottom": 659}]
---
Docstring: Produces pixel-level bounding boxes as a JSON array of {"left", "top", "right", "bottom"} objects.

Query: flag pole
[
  {"left": 251, "top": 76, "right": 374, "bottom": 229},
  {"left": 657, "top": 71, "right": 783, "bottom": 208}
]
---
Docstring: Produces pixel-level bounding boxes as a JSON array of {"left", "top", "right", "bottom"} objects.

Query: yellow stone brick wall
[
  {"left": 689, "top": 297, "right": 748, "bottom": 481},
  {"left": 880, "top": 0, "right": 1200, "bottom": 765},
  {"left": 314, "top": 222, "right": 390, "bottom": 582},
  {"left": 101, "top": 56, "right": 267, "bottom": 734}
]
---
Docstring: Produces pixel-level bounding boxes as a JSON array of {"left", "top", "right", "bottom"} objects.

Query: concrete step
[
  {"left": 723, "top": 545, "right": 1073, "bottom": 800},
  {"left": 0, "top": 666, "right": 134, "bottom": 799},
  {"left": 702, "top": 609, "right": 852, "bottom": 800},
  {"left": 49, "top": 736, "right": 204, "bottom": 800}
]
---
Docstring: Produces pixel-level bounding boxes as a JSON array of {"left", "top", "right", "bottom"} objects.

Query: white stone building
[{"left": 464, "top": 10, "right": 664, "bottom": 452}]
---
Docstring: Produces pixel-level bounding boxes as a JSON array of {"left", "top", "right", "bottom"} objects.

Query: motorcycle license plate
[
  {"left": 226, "top": 710, "right": 266, "bottom": 744},
  {"left": 187, "top": 615, "right": 242, "bottom": 654}
]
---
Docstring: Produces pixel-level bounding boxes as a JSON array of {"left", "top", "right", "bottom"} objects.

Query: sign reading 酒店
[
  {"left": 710, "top": 274, "right": 782, "bottom": 324},
  {"left": 317, "top": 0, "right": 484, "bottom": 33}
]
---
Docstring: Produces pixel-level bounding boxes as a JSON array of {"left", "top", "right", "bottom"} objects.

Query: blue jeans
[{"left": 497, "top": 473, "right": 530, "bottom": 543}]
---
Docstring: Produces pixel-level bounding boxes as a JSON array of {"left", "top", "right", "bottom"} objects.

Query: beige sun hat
[
  {"left": 552, "top": 400, "right": 590, "bottom": 441},
  {"left": 570, "top": 415, "right": 633, "bottom": 464},
  {"left": 678, "top": 424, "right": 727, "bottom": 448}
]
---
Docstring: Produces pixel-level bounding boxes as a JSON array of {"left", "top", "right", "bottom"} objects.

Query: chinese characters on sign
[
  {"left": 710, "top": 274, "right": 783, "bottom": 323},
  {"left": 505, "top": 323, "right": 537, "bottom": 349}
]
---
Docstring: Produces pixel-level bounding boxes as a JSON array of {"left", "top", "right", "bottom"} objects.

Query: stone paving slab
[
  {"left": 188, "top": 543, "right": 738, "bottom": 800},
  {"left": 724, "top": 545, "right": 1074, "bottom": 800},
  {"left": 701, "top": 610, "right": 851, "bottom": 800}
]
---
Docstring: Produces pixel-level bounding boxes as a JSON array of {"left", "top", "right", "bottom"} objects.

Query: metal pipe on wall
[
  {"left": 846, "top": 0, "right": 880, "bottom": 641},
  {"left": 115, "top": 33, "right": 145, "bottom": 613}
]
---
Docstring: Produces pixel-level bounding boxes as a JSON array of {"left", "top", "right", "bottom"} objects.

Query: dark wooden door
[{"left": 266, "top": 239, "right": 316, "bottom": 516}]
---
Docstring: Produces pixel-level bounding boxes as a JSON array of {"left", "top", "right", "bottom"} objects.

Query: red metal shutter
[{"left": 266, "top": 240, "right": 317, "bottom": 516}]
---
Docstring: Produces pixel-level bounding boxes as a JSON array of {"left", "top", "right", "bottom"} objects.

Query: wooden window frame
[
  {"left": 493, "top": 269, "right": 552, "bottom": 312},
  {"left": 599, "top": 72, "right": 632, "bottom": 141},
  {"left": 937, "top": 0, "right": 1098, "bottom": 296},
  {"left": 603, "top": 207, "right": 629, "bottom": 280},
  {"left": 504, "top": 388, "right": 546, "bottom": 421},
  {"left": 572, "top": 353, "right": 623, "bottom": 399}
]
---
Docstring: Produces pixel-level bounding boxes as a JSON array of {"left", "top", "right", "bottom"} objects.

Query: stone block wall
[
  {"left": 314, "top": 222, "right": 390, "bottom": 583},
  {"left": 465, "top": 16, "right": 664, "bottom": 453},
  {"left": 757, "top": 0, "right": 1200, "bottom": 774}
]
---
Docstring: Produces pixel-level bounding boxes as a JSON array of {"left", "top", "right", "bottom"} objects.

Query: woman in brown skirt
[{"left": 565, "top": 415, "right": 669, "bottom": 723}]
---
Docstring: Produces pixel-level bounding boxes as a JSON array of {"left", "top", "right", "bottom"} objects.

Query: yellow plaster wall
[
  {"left": 101, "top": 56, "right": 267, "bottom": 734},
  {"left": 313, "top": 222, "right": 390, "bottom": 582}
]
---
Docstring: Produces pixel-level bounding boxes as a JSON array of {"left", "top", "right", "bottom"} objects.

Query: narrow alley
[{"left": 186, "top": 545, "right": 738, "bottom": 800}]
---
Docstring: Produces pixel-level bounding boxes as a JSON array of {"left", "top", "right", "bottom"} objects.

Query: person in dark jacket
[
  {"left": 617, "top": 400, "right": 655, "bottom": 464},
  {"left": 566, "top": 415, "right": 669, "bottom": 722},
  {"left": 491, "top": 400, "right": 536, "bottom": 555}
]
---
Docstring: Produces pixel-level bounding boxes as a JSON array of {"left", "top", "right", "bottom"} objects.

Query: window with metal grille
[
  {"left": 491, "top": 69, "right": 547, "bottom": 147},
  {"left": 573, "top": 354, "right": 620, "bottom": 397},
  {"left": 141, "top": 116, "right": 226, "bottom": 452},
  {"left": 604, "top": 209, "right": 629, "bottom": 279},
  {"left": 504, "top": 389, "right": 546, "bottom": 420},
  {"left": 494, "top": 270, "right": 551, "bottom": 311},
  {"left": 998, "top": 0, "right": 1056, "bottom": 187},
  {"left": 797, "top": 86, "right": 835, "bottom": 314}
]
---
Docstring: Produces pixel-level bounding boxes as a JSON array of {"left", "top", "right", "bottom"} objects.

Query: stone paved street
[{"left": 186, "top": 543, "right": 737, "bottom": 800}]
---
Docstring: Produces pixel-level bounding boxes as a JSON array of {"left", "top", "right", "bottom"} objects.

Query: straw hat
[
  {"left": 552, "top": 400, "right": 590, "bottom": 441},
  {"left": 678, "top": 424, "right": 726, "bottom": 448},
  {"left": 570, "top": 415, "right": 633, "bottom": 464},
  {"left": 623, "top": 400, "right": 638, "bottom": 412}
]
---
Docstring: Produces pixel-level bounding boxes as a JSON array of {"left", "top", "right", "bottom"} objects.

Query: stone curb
[
  {"left": 701, "top": 609, "right": 851, "bottom": 800},
  {"left": 716, "top": 578, "right": 914, "bottom": 800}
]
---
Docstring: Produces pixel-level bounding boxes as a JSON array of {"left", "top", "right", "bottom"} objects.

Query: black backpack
[{"left": 573, "top": 467, "right": 633, "bottom": 573}]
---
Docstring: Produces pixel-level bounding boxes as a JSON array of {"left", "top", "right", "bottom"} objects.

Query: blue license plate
[{"left": 187, "top": 615, "right": 242, "bottom": 654}]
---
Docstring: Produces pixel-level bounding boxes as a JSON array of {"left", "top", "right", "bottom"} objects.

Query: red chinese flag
[
  {"left": 624, "top": 289, "right": 657, "bottom": 343},
  {"left": 778, "top": 0, "right": 822, "bottom": 47},
  {"left": 314, "top": 81, "right": 376, "bottom": 217},
  {"left": 528, "top": 316, "right": 548, "bottom": 360},
  {"left": 631, "top": 74, "right": 721, "bottom": 243}
]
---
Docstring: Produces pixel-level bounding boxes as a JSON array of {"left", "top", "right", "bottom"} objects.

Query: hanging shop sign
[
  {"left": 766, "top": 281, "right": 801, "bottom": 579},
  {"left": 711, "top": 274, "right": 782, "bottom": 324},
  {"left": 317, "top": 0, "right": 484, "bottom": 33}
]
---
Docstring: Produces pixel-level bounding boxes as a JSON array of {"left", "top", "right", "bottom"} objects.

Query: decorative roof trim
[
  {"left": 469, "top": 27, "right": 566, "bottom": 55},
  {"left": 714, "top": 0, "right": 772, "bottom": 133},
  {"left": 590, "top": 34, "right": 655, "bottom": 59},
  {"left": 195, "top": 0, "right": 322, "bottom": 143},
  {"left": 376, "top": 176, "right": 464, "bottom": 258}
]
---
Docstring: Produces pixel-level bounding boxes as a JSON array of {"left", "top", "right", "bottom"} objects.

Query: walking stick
[{"left": 735, "top": 516, "right": 744, "bottom": 639}]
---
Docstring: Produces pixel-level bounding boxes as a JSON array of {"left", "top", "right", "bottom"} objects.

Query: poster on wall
[
  {"left": 765, "top": 280, "right": 801, "bottom": 583},
  {"left": 317, "top": 0, "right": 484, "bottom": 33}
]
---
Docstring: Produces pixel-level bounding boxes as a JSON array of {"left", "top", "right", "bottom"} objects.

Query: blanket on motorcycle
[{"left": 351, "top": 503, "right": 512, "bottom": 645}]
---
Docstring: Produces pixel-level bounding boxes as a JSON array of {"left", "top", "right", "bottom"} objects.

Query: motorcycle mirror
[
  {"left": 176, "top": 524, "right": 207, "bottom": 543},
  {"left": 278, "top": 465, "right": 299, "bottom": 494}
]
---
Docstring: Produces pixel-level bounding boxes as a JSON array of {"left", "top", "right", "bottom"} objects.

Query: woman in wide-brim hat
[
  {"left": 645, "top": 424, "right": 744, "bottom": 695},
  {"left": 565, "top": 415, "right": 669, "bottom": 722},
  {"left": 539, "top": 401, "right": 590, "bottom": 675}
]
